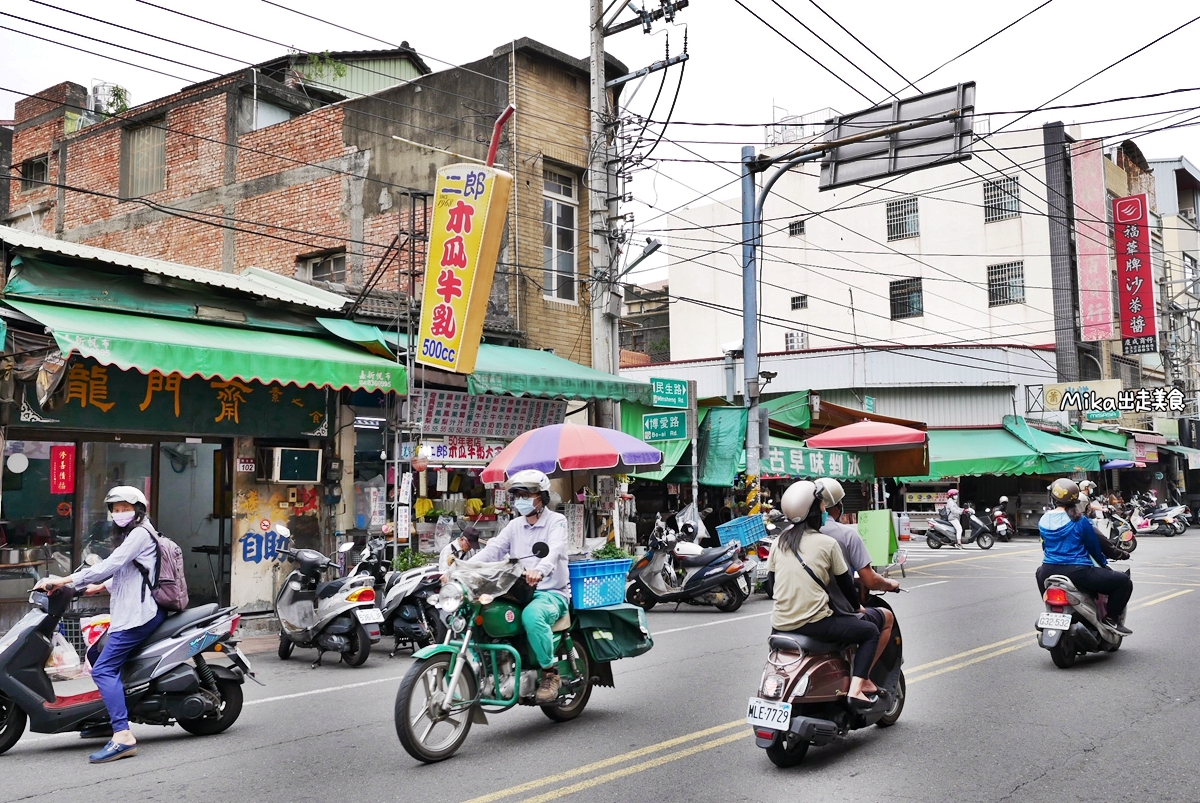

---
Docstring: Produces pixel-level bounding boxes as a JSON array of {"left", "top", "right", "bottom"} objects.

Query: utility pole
[{"left": 589, "top": 0, "right": 617, "bottom": 428}]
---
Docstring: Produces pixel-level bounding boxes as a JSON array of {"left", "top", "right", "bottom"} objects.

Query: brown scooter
[{"left": 746, "top": 553, "right": 907, "bottom": 767}]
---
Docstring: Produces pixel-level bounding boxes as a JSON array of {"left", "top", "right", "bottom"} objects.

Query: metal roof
[{"left": 0, "top": 225, "right": 349, "bottom": 312}]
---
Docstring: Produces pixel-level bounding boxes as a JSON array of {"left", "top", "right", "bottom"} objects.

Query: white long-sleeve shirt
[
  {"left": 470, "top": 510, "right": 570, "bottom": 600},
  {"left": 70, "top": 522, "right": 159, "bottom": 632}
]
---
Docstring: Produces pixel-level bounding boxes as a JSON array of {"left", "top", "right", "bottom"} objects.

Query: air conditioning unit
[
  {"left": 257, "top": 447, "right": 323, "bottom": 484},
  {"left": 1181, "top": 207, "right": 1197, "bottom": 223}
]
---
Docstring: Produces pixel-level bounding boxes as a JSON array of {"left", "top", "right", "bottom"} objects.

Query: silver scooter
[
  {"left": 275, "top": 532, "right": 382, "bottom": 667},
  {"left": 625, "top": 513, "right": 751, "bottom": 612},
  {"left": 1035, "top": 567, "right": 1130, "bottom": 668}
]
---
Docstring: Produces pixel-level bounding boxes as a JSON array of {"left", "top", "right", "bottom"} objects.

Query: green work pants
[{"left": 521, "top": 590, "right": 569, "bottom": 669}]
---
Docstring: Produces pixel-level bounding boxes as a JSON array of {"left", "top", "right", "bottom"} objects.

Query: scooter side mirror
[
  {"left": 531, "top": 541, "right": 550, "bottom": 559},
  {"left": 894, "top": 550, "right": 908, "bottom": 565},
  {"left": 338, "top": 541, "right": 356, "bottom": 554}
]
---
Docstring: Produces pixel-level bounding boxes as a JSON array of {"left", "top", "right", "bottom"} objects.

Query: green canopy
[
  {"left": 317, "top": 318, "right": 394, "bottom": 358},
  {"left": 1061, "top": 426, "right": 1132, "bottom": 461},
  {"left": 897, "top": 428, "right": 1044, "bottom": 481},
  {"left": 388, "top": 334, "right": 651, "bottom": 403},
  {"left": 697, "top": 407, "right": 748, "bottom": 487},
  {"left": 9, "top": 299, "right": 406, "bottom": 392},
  {"left": 1004, "top": 416, "right": 1104, "bottom": 474},
  {"left": 620, "top": 402, "right": 708, "bottom": 481},
  {"left": 763, "top": 390, "right": 812, "bottom": 430}
]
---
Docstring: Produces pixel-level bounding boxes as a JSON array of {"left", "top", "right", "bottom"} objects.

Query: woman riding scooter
[
  {"left": 35, "top": 486, "right": 166, "bottom": 763},
  {"left": 766, "top": 480, "right": 885, "bottom": 704}
]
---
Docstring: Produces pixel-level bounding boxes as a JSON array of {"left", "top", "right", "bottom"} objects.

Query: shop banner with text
[
  {"left": 761, "top": 444, "right": 874, "bottom": 481},
  {"left": 1073, "top": 140, "right": 1115, "bottom": 341},
  {"left": 1113, "top": 194, "right": 1157, "bottom": 355},
  {"left": 416, "top": 164, "right": 513, "bottom": 374}
]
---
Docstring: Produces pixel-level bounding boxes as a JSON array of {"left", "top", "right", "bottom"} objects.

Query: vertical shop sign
[
  {"left": 50, "top": 445, "right": 76, "bottom": 494},
  {"left": 416, "top": 164, "right": 514, "bottom": 374},
  {"left": 1112, "top": 194, "right": 1157, "bottom": 355}
]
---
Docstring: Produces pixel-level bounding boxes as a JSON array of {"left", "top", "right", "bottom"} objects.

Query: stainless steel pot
[{"left": 0, "top": 548, "right": 22, "bottom": 565}]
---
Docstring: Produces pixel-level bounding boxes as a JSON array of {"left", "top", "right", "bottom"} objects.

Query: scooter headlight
[{"left": 437, "top": 582, "right": 465, "bottom": 612}]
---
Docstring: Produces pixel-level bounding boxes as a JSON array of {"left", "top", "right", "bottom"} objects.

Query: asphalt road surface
[{"left": 3, "top": 535, "right": 1199, "bottom": 803}]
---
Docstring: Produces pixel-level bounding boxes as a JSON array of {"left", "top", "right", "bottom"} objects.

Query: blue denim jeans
[{"left": 91, "top": 609, "right": 166, "bottom": 731}]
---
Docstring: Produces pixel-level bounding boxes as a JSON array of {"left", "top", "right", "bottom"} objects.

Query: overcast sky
[{"left": 3, "top": 0, "right": 1199, "bottom": 280}]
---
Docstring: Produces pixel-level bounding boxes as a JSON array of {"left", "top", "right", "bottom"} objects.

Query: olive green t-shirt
[{"left": 767, "top": 530, "right": 849, "bottom": 631}]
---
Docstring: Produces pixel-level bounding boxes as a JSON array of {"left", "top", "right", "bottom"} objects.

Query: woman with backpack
[{"left": 36, "top": 486, "right": 166, "bottom": 763}]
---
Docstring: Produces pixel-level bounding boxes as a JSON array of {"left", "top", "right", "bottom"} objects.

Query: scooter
[
  {"left": 0, "top": 585, "right": 255, "bottom": 755},
  {"left": 748, "top": 552, "right": 908, "bottom": 767},
  {"left": 926, "top": 508, "right": 994, "bottom": 550},
  {"left": 625, "top": 514, "right": 751, "bottom": 612},
  {"left": 988, "top": 499, "right": 1013, "bottom": 542},
  {"left": 275, "top": 538, "right": 382, "bottom": 667},
  {"left": 380, "top": 563, "right": 446, "bottom": 657},
  {"left": 1095, "top": 508, "right": 1137, "bottom": 553},
  {"left": 1035, "top": 566, "right": 1130, "bottom": 668},
  {"left": 353, "top": 537, "right": 390, "bottom": 595}
]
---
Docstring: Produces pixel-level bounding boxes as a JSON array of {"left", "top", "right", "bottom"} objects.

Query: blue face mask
[
  {"left": 512, "top": 497, "right": 537, "bottom": 517},
  {"left": 820, "top": 511, "right": 829, "bottom": 527}
]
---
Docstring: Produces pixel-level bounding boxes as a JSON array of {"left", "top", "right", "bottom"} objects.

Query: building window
[
  {"left": 1111, "top": 355, "right": 1141, "bottom": 389},
  {"left": 301, "top": 253, "right": 347, "bottom": 283},
  {"left": 885, "top": 197, "right": 919, "bottom": 241},
  {"left": 543, "top": 168, "right": 578, "bottom": 302},
  {"left": 121, "top": 121, "right": 166, "bottom": 198},
  {"left": 629, "top": 332, "right": 647, "bottom": 352},
  {"left": 787, "top": 219, "right": 805, "bottom": 237},
  {"left": 790, "top": 294, "right": 808, "bottom": 310},
  {"left": 889, "top": 278, "right": 923, "bottom": 320},
  {"left": 983, "top": 176, "right": 1020, "bottom": 222},
  {"left": 19, "top": 155, "right": 49, "bottom": 192},
  {"left": 1185, "top": 253, "right": 1199, "bottom": 296},
  {"left": 987, "top": 261, "right": 1025, "bottom": 306},
  {"left": 784, "top": 329, "right": 808, "bottom": 351}
]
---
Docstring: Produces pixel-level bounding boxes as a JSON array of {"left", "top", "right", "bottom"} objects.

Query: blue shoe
[{"left": 89, "top": 740, "right": 138, "bottom": 763}]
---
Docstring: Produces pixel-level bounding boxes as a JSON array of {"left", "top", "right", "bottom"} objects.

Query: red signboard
[
  {"left": 50, "top": 445, "right": 75, "bottom": 494},
  {"left": 1112, "top": 194, "right": 1157, "bottom": 355}
]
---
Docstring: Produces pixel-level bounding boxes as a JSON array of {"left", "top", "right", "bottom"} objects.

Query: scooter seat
[
  {"left": 679, "top": 547, "right": 729, "bottom": 568},
  {"left": 769, "top": 633, "right": 843, "bottom": 654},
  {"left": 142, "top": 604, "right": 220, "bottom": 645},
  {"left": 551, "top": 613, "right": 572, "bottom": 632},
  {"left": 316, "top": 579, "right": 347, "bottom": 600}
]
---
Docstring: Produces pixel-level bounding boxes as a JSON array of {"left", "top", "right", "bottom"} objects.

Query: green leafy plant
[
  {"left": 304, "top": 51, "right": 348, "bottom": 81},
  {"left": 422, "top": 508, "right": 455, "bottom": 523},
  {"left": 104, "top": 85, "right": 130, "bottom": 115},
  {"left": 591, "top": 542, "right": 632, "bottom": 561},
  {"left": 392, "top": 548, "right": 430, "bottom": 572}
]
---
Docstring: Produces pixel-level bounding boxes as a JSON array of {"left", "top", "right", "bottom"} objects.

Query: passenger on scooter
[
  {"left": 468, "top": 470, "right": 569, "bottom": 704},
  {"left": 34, "top": 486, "right": 167, "bottom": 763},
  {"left": 767, "top": 481, "right": 882, "bottom": 704},
  {"left": 944, "top": 489, "right": 964, "bottom": 548},
  {"left": 1037, "top": 478, "right": 1133, "bottom": 635}
]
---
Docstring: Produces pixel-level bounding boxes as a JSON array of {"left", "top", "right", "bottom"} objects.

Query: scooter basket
[
  {"left": 568, "top": 559, "right": 633, "bottom": 609},
  {"left": 717, "top": 515, "right": 767, "bottom": 548}
]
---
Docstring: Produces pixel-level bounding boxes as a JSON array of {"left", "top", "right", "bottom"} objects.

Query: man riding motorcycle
[
  {"left": 467, "top": 469, "right": 569, "bottom": 704},
  {"left": 1037, "top": 478, "right": 1133, "bottom": 635}
]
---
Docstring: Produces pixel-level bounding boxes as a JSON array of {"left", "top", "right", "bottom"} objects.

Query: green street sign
[
  {"left": 642, "top": 411, "right": 688, "bottom": 442},
  {"left": 864, "top": 395, "right": 875, "bottom": 413},
  {"left": 650, "top": 377, "right": 688, "bottom": 409}
]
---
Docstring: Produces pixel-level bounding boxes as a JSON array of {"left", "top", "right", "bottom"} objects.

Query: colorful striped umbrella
[{"left": 481, "top": 423, "right": 662, "bottom": 483}]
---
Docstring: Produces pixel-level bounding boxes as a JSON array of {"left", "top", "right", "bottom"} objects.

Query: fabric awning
[
  {"left": 390, "top": 334, "right": 651, "bottom": 403},
  {"left": 763, "top": 390, "right": 812, "bottom": 430},
  {"left": 1003, "top": 416, "right": 1104, "bottom": 474},
  {"left": 10, "top": 299, "right": 406, "bottom": 392},
  {"left": 317, "top": 318, "right": 394, "bottom": 358},
  {"left": 1062, "top": 426, "right": 1132, "bottom": 461},
  {"left": 897, "top": 428, "right": 1044, "bottom": 482},
  {"left": 761, "top": 436, "right": 875, "bottom": 480}
]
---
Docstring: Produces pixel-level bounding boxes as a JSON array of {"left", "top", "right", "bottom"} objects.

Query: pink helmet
[{"left": 946, "top": 489, "right": 959, "bottom": 497}]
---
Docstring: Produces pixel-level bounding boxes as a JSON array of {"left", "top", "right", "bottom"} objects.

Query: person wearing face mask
[
  {"left": 468, "top": 470, "right": 569, "bottom": 705},
  {"left": 35, "top": 486, "right": 166, "bottom": 763}
]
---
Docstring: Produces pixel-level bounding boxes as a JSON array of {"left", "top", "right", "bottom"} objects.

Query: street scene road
[{"left": 4, "top": 535, "right": 1197, "bottom": 803}]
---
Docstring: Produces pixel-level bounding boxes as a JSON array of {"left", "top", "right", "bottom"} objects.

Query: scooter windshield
[{"left": 447, "top": 561, "right": 524, "bottom": 601}]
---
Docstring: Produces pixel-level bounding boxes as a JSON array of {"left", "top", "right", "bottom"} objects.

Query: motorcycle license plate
[
  {"left": 356, "top": 608, "right": 385, "bottom": 624},
  {"left": 746, "top": 697, "right": 791, "bottom": 730},
  {"left": 755, "top": 561, "right": 770, "bottom": 580},
  {"left": 1037, "top": 612, "right": 1072, "bottom": 630}
]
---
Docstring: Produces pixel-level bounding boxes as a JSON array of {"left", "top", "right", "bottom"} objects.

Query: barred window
[
  {"left": 788, "top": 219, "right": 805, "bottom": 237},
  {"left": 1111, "top": 355, "right": 1141, "bottom": 389},
  {"left": 19, "top": 155, "right": 49, "bottom": 192},
  {"left": 784, "top": 329, "right": 808, "bottom": 351},
  {"left": 987, "top": 261, "right": 1025, "bottom": 306},
  {"left": 983, "top": 176, "right": 1020, "bottom": 222},
  {"left": 889, "top": 278, "right": 923, "bottom": 319},
  {"left": 121, "top": 121, "right": 166, "bottom": 198},
  {"left": 790, "top": 294, "right": 808, "bottom": 310},
  {"left": 885, "top": 197, "right": 919, "bottom": 241}
]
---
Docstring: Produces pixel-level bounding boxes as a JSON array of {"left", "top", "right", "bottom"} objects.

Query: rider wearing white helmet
[
  {"left": 469, "top": 469, "right": 570, "bottom": 704},
  {"left": 769, "top": 480, "right": 883, "bottom": 704}
]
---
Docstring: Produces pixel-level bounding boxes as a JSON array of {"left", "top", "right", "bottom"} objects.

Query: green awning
[
  {"left": 762, "top": 435, "right": 874, "bottom": 480},
  {"left": 9, "top": 299, "right": 406, "bottom": 392},
  {"left": 898, "top": 428, "right": 1044, "bottom": 482},
  {"left": 620, "top": 401, "right": 708, "bottom": 481},
  {"left": 388, "top": 334, "right": 651, "bottom": 403},
  {"left": 1062, "top": 426, "right": 1132, "bottom": 461},
  {"left": 698, "top": 407, "right": 748, "bottom": 487},
  {"left": 1003, "top": 416, "right": 1104, "bottom": 474},
  {"left": 317, "top": 318, "right": 394, "bottom": 358},
  {"left": 763, "top": 390, "right": 812, "bottom": 430}
]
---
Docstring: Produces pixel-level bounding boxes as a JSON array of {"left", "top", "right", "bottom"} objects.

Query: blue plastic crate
[
  {"left": 568, "top": 559, "right": 634, "bottom": 610},
  {"left": 716, "top": 515, "right": 767, "bottom": 548}
]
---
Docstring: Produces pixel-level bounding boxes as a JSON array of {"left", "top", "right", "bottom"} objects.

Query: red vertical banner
[
  {"left": 50, "top": 445, "right": 76, "bottom": 494},
  {"left": 1112, "top": 194, "right": 1157, "bottom": 355}
]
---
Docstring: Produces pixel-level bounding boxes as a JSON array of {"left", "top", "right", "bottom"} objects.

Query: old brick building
[{"left": 4, "top": 40, "right": 625, "bottom": 362}]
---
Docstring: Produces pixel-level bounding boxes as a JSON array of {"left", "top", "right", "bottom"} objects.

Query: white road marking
[
  {"left": 244, "top": 674, "right": 408, "bottom": 706},
  {"left": 652, "top": 611, "right": 772, "bottom": 635},
  {"left": 905, "top": 581, "right": 949, "bottom": 590}
]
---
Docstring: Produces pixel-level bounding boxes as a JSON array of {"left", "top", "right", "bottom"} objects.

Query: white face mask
[
  {"left": 112, "top": 510, "right": 136, "bottom": 527},
  {"left": 512, "top": 497, "right": 537, "bottom": 517}
]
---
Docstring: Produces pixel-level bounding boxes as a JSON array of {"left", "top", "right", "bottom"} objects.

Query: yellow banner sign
[{"left": 416, "top": 164, "right": 513, "bottom": 374}]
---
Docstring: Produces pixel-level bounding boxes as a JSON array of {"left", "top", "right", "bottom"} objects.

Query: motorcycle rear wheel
[
  {"left": 765, "top": 731, "right": 810, "bottom": 767},
  {"left": 715, "top": 581, "right": 746, "bottom": 613},
  {"left": 0, "top": 692, "right": 27, "bottom": 756},
  {"left": 976, "top": 533, "right": 995, "bottom": 550},
  {"left": 926, "top": 535, "right": 942, "bottom": 549},
  {"left": 396, "top": 653, "right": 477, "bottom": 763},
  {"left": 625, "top": 581, "right": 657, "bottom": 611},
  {"left": 542, "top": 635, "right": 593, "bottom": 723},
  {"left": 1049, "top": 638, "right": 1077, "bottom": 669},
  {"left": 876, "top": 672, "right": 906, "bottom": 727},
  {"left": 1172, "top": 519, "right": 1186, "bottom": 535},
  {"left": 178, "top": 678, "right": 243, "bottom": 736},
  {"left": 342, "top": 623, "right": 372, "bottom": 667},
  {"left": 1102, "top": 636, "right": 1122, "bottom": 652},
  {"left": 1123, "top": 537, "right": 1138, "bottom": 553}
]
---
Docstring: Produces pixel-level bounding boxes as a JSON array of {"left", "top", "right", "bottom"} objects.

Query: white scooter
[{"left": 275, "top": 530, "right": 382, "bottom": 667}]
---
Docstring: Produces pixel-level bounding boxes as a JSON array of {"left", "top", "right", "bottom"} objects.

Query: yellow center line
[
  {"left": 1134, "top": 588, "right": 1194, "bottom": 608},
  {"left": 908, "top": 641, "right": 1033, "bottom": 683},
  {"left": 903, "top": 633, "right": 1032, "bottom": 674},
  {"left": 909, "top": 548, "right": 1038, "bottom": 572}
]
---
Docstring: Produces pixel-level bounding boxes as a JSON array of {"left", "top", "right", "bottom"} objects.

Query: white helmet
[
  {"left": 105, "top": 485, "right": 148, "bottom": 509},
  {"left": 999, "top": 495, "right": 1008, "bottom": 503},
  {"left": 815, "top": 478, "right": 845, "bottom": 507},
  {"left": 781, "top": 480, "right": 819, "bottom": 523},
  {"left": 505, "top": 469, "right": 551, "bottom": 494},
  {"left": 1079, "top": 480, "right": 1097, "bottom": 493}
]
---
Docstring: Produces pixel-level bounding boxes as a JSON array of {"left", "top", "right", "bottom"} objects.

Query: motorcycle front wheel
[
  {"left": 542, "top": 634, "right": 592, "bottom": 722},
  {"left": 765, "top": 731, "right": 810, "bottom": 767},
  {"left": 277, "top": 632, "right": 294, "bottom": 660},
  {"left": 395, "top": 653, "right": 477, "bottom": 763},
  {"left": 976, "top": 533, "right": 995, "bottom": 550},
  {"left": 0, "top": 691, "right": 27, "bottom": 756}
]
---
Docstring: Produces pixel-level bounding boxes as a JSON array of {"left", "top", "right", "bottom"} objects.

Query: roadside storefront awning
[
  {"left": 9, "top": 299, "right": 406, "bottom": 392},
  {"left": 317, "top": 318, "right": 394, "bottom": 358},
  {"left": 763, "top": 390, "right": 812, "bottom": 430},
  {"left": 1003, "top": 416, "right": 1104, "bottom": 474},
  {"left": 1160, "top": 444, "right": 1200, "bottom": 470},
  {"left": 1061, "top": 426, "right": 1132, "bottom": 461},
  {"left": 898, "top": 428, "right": 1044, "bottom": 482}
]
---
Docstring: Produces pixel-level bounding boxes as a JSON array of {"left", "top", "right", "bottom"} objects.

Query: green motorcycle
[{"left": 394, "top": 545, "right": 651, "bottom": 763}]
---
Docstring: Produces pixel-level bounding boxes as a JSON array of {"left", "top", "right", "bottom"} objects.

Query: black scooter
[
  {"left": 0, "top": 586, "right": 255, "bottom": 755},
  {"left": 625, "top": 517, "right": 752, "bottom": 612}
]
